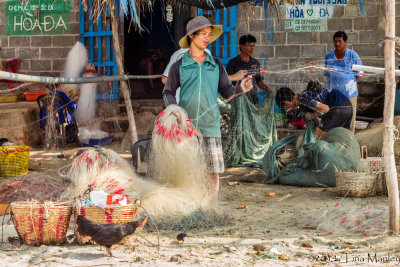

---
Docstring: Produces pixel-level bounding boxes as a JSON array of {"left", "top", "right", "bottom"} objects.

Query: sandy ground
[{"left": 1, "top": 144, "right": 400, "bottom": 266}]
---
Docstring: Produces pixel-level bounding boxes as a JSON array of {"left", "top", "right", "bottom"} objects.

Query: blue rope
[
  {"left": 263, "top": 0, "right": 275, "bottom": 44},
  {"left": 358, "top": 0, "right": 366, "bottom": 17}
]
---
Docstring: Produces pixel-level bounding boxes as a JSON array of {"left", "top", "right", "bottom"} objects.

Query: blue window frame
[
  {"left": 198, "top": 6, "right": 238, "bottom": 67},
  {"left": 79, "top": 0, "right": 119, "bottom": 99}
]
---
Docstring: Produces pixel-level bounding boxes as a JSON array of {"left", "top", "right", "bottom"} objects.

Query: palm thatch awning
[{"left": 178, "top": 0, "right": 254, "bottom": 9}]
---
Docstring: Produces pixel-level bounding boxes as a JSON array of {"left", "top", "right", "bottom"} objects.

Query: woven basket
[
  {"left": 0, "top": 146, "right": 32, "bottom": 177},
  {"left": 11, "top": 201, "right": 72, "bottom": 245},
  {"left": 74, "top": 204, "right": 139, "bottom": 244},
  {"left": 0, "top": 93, "right": 23, "bottom": 103},
  {"left": 336, "top": 171, "right": 378, "bottom": 197}
]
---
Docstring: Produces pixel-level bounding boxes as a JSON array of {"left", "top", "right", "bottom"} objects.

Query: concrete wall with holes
[{"left": 237, "top": 1, "right": 390, "bottom": 116}]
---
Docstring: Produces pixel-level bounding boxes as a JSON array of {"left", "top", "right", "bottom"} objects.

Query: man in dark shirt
[
  {"left": 226, "top": 35, "right": 272, "bottom": 104},
  {"left": 275, "top": 87, "right": 353, "bottom": 140}
]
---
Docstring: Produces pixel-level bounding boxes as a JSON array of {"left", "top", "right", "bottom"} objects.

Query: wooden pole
[
  {"left": 383, "top": 0, "right": 399, "bottom": 234},
  {"left": 108, "top": 0, "right": 138, "bottom": 148}
]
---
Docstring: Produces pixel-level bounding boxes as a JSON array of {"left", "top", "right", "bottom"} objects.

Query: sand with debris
[{"left": 1, "top": 144, "right": 399, "bottom": 266}]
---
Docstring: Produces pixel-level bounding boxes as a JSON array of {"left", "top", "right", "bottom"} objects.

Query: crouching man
[{"left": 275, "top": 87, "right": 353, "bottom": 140}]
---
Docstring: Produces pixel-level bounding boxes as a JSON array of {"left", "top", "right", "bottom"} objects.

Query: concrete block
[
  {"left": 362, "top": 58, "right": 384, "bottom": 68},
  {"left": 301, "top": 45, "right": 326, "bottom": 58},
  {"left": 31, "top": 60, "right": 52, "bottom": 71},
  {"left": 69, "top": 22, "right": 79, "bottom": 34},
  {"left": 0, "top": 7, "right": 5, "bottom": 24},
  {"left": 237, "top": 21, "right": 249, "bottom": 34},
  {"left": 9, "top": 36, "right": 30, "bottom": 47},
  {"left": 333, "top": 5, "right": 344, "bottom": 17},
  {"left": 249, "top": 20, "right": 266, "bottom": 32},
  {"left": 265, "top": 58, "right": 289, "bottom": 71},
  {"left": 254, "top": 46, "right": 274, "bottom": 58},
  {"left": 276, "top": 45, "right": 300, "bottom": 58},
  {"left": 327, "top": 18, "right": 353, "bottom": 31},
  {"left": 19, "top": 60, "right": 30, "bottom": 71},
  {"left": 17, "top": 48, "right": 39, "bottom": 59},
  {"left": 53, "top": 35, "right": 76, "bottom": 47},
  {"left": 0, "top": 36, "right": 9, "bottom": 48},
  {"left": 320, "top": 32, "right": 335, "bottom": 44},
  {"left": 253, "top": 6, "right": 263, "bottom": 19},
  {"left": 30, "top": 36, "right": 52, "bottom": 47},
  {"left": 52, "top": 59, "right": 65, "bottom": 71},
  {"left": 366, "top": 4, "right": 382, "bottom": 17},
  {"left": 40, "top": 47, "right": 70, "bottom": 59},
  {"left": 352, "top": 44, "right": 380, "bottom": 57},
  {"left": 396, "top": 18, "right": 400, "bottom": 36},
  {"left": 312, "top": 32, "right": 320, "bottom": 44},
  {"left": 39, "top": 71, "right": 59, "bottom": 77},
  {"left": 0, "top": 48, "right": 16, "bottom": 59},
  {"left": 354, "top": 17, "right": 381, "bottom": 31},
  {"left": 21, "top": 71, "right": 39, "bottom": 76},
  {"left": 287, "top": 32, "right": 312, "bottom": 44},
  {"left": 261, "top": 32, "right": 286, "bottom": 45},
  {"left": 359, "top": 31, "right": 384, "bottom": 43},
  {"left": 275, "top": 20, "right": 286, "bottom": 32},
  {"left": 344, "top": 5, "right": 359, "bottom": 17},
  {"left": 347, "top": 32, "right": 358, "bottom": 44}
]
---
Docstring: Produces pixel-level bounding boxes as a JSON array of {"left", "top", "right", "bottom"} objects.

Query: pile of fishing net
[
  {"left": 0, "top": 172, "right": 69, "bottom": 203},
  {"left": 218, "top": 92, "right": 277, "bottom": 168},
  {"left": 264, "top": 124, "right": 360, "bottom": 187},
  {"left": 356, "top": 116, "right": 400, "bottom": 160},
  {"left": 59, "top": 105, "right": 233, "bottom": 230},
  {"left": 297, "top": 204, "right": 388, "bottom": 237}
]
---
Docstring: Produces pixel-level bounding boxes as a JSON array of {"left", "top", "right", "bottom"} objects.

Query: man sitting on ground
[{"left": 275, "top": 87, "right": 353, "bottom": 140}]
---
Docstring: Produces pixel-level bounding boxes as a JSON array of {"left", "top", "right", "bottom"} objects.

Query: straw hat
[{"left": 179, "top": 16, "right": 222, "bottom": 48}]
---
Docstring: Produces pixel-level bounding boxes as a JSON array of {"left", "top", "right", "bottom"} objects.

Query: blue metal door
[
  {"left": 198, "top": 6, "right": 238, "bottom": 66},
  {"left": 79, "top": 0, "right": 119, "bottom": 99}
]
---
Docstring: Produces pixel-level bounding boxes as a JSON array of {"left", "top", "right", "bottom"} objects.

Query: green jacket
[{"left": 163, "top": 52, "right": 238, "bottom": 137}]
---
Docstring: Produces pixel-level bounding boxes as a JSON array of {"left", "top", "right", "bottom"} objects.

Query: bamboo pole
[
  {"left": 383, "top": 0, "right": 399, "bottom": 234},
  {"left": 108, "top": 0, "right": 138, "bottom": 148}
]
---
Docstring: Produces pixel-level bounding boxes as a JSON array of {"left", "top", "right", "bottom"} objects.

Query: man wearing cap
[{"left": 162, "top": 16, "right": 253, "bottom": 201}]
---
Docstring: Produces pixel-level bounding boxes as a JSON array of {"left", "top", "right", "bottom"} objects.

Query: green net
[
  {"left": 264, "top": 125, "right": 361, "bottom": 187},
  {"left": 219, "top": 92, "right": 277, "bottom": 168}
]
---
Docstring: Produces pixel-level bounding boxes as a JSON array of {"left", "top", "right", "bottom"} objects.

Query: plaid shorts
[{"left": 202, "top": 137, "right": 225, "bottom": 174}]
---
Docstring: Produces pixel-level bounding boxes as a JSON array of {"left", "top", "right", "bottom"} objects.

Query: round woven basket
[
  {"left": 11, "top": 201, "right": 72, "bottom": 245},
  {"left": 335, "top": 171, "right": 378, "bottom": 197},
  {"left": 74, "top": 204, "right": 139, "bottom": 244}
]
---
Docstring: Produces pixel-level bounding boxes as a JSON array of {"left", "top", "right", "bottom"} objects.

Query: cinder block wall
[
  {"left": 237, "top": 1, "right": 388, "bottom": 94},
  {"left": 0, "top": 0, "right": 124, "bottom": 84},
  {"left": 0, "top": 0, "right": 80, "bottom": 78}
]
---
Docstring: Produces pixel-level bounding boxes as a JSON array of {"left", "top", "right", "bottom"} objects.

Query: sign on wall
[
  {"left": 283, "top": 0, "right": 348, "bottom": 32},
  {"left": 6, "top": 0, "right": 71, "bottom": 36}
]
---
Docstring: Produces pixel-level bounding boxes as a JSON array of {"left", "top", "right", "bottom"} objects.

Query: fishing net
[
  {"left": 58, "top": 108, "right": 230, "bottom": 230},
  {"left": 297, "top": 204, "right": 388, "bottom": 237},
  {"left": 0, "top": 172, "right": 69, "bottom": 203},
  {"left": 59, "top": 147, "right": 135, "bottom": 200},
  {"left": 147, "top": 105, "right": 211, "bottom": 207},
  {"left": 356, "top": 116, "right": 400, "bottom": 160},
  {"left": 219, "top": 93, "right": 278, "bottom": 168}
]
